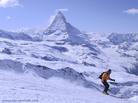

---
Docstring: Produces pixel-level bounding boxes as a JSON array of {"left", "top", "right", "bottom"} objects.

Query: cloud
[
  {"left": 56, "top": 8, "right": 69, "bottom": 12},
  {"left": 124, "top": 8, "right": 138, "bottom": 15},
  {"left": 48, "top": 15, "right": 54, "bottom": 23},
  {"left": 48, "top": 15, "right": 55, "bottom": 26},
  {"left": 6, "top": 16, "right": 11, "bottom": 20},
  {"left": 0, "top": 0, "right": 22, "bottom": 8}
]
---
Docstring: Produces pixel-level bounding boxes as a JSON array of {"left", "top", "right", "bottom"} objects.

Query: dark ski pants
[{"left": 102, "top": 81, "right": 109, "bottom": 93}]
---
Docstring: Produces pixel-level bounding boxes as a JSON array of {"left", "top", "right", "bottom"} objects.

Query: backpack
[{"left": 99, "top": 72, "right": 105, "bottom": 79}]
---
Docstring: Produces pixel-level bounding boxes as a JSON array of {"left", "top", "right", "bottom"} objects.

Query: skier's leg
[
  {"left": 102, "top": 81, "right": 109, "bottom": 94},
  {"left": 104, "top": 82, "right": 109, "bottom": 93},
  {"left": 102, "top": 81, "right": 107, "bottom": 92}
]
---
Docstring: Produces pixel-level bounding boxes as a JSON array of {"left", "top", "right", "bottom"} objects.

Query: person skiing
[{"left": 100, "top": 69, "right": 115, "bottom": 95}]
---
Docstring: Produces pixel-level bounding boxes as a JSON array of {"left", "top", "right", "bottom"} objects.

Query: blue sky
[{"left": 0, "top": 0, "right": 138, "bottom": 32}]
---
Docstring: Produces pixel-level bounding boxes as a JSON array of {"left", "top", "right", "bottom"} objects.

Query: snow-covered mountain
[
  {"left": 0, "top": 29, "right": 32, "bottom": 41},
  {"left": 108, "top": 33, "right": 138, "bottom": 45},
  {"left": 0, "top": 11, "right": 138, "bottom": 103},
  {"left": 43, "top": 11, "right": 88, "bottom": 44}
]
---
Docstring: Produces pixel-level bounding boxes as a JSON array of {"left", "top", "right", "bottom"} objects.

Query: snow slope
[
  {"left": 0, "top": 70, "right": 134, "bottom": 103},
  {"left": 0, "top": 36, "right": 137, "bottom": 103}
]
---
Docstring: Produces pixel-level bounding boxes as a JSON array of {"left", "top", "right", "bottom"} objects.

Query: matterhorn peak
[
  {"left": 53, "top": 11, "right": 67, "bottom": 23},
  {"left": 46, "top": 11, "right": 67, "bottom": 32},
  {"left": 43, "top": 11, "right": 88, "bottom": 44},
  {"left": 44, "top": 11, "right": 81, "bottom": 35}
]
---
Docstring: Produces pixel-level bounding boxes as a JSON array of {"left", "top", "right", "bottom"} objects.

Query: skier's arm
[
  {"left": 108, "top": 74, "right": 115, "bottom": 81},
  {"left": 109, "top": 78, "right": 115, "bottom": 81}
]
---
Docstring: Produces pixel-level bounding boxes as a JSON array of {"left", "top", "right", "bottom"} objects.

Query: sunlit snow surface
[
  {"left": 0, "top": 37, "right": 137, "bottom": 103},
  {"left": 0, "top": 71, "right": 135, "bottom": 103}
]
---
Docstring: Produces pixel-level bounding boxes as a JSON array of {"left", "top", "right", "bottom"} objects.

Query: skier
[{"left": 100, "top": 69, "right": 115, "bottom": 95}]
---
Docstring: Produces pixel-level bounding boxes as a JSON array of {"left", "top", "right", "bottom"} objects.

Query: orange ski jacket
[{"left": 101, "top": 72, "right": 110, "bottom": 82}]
